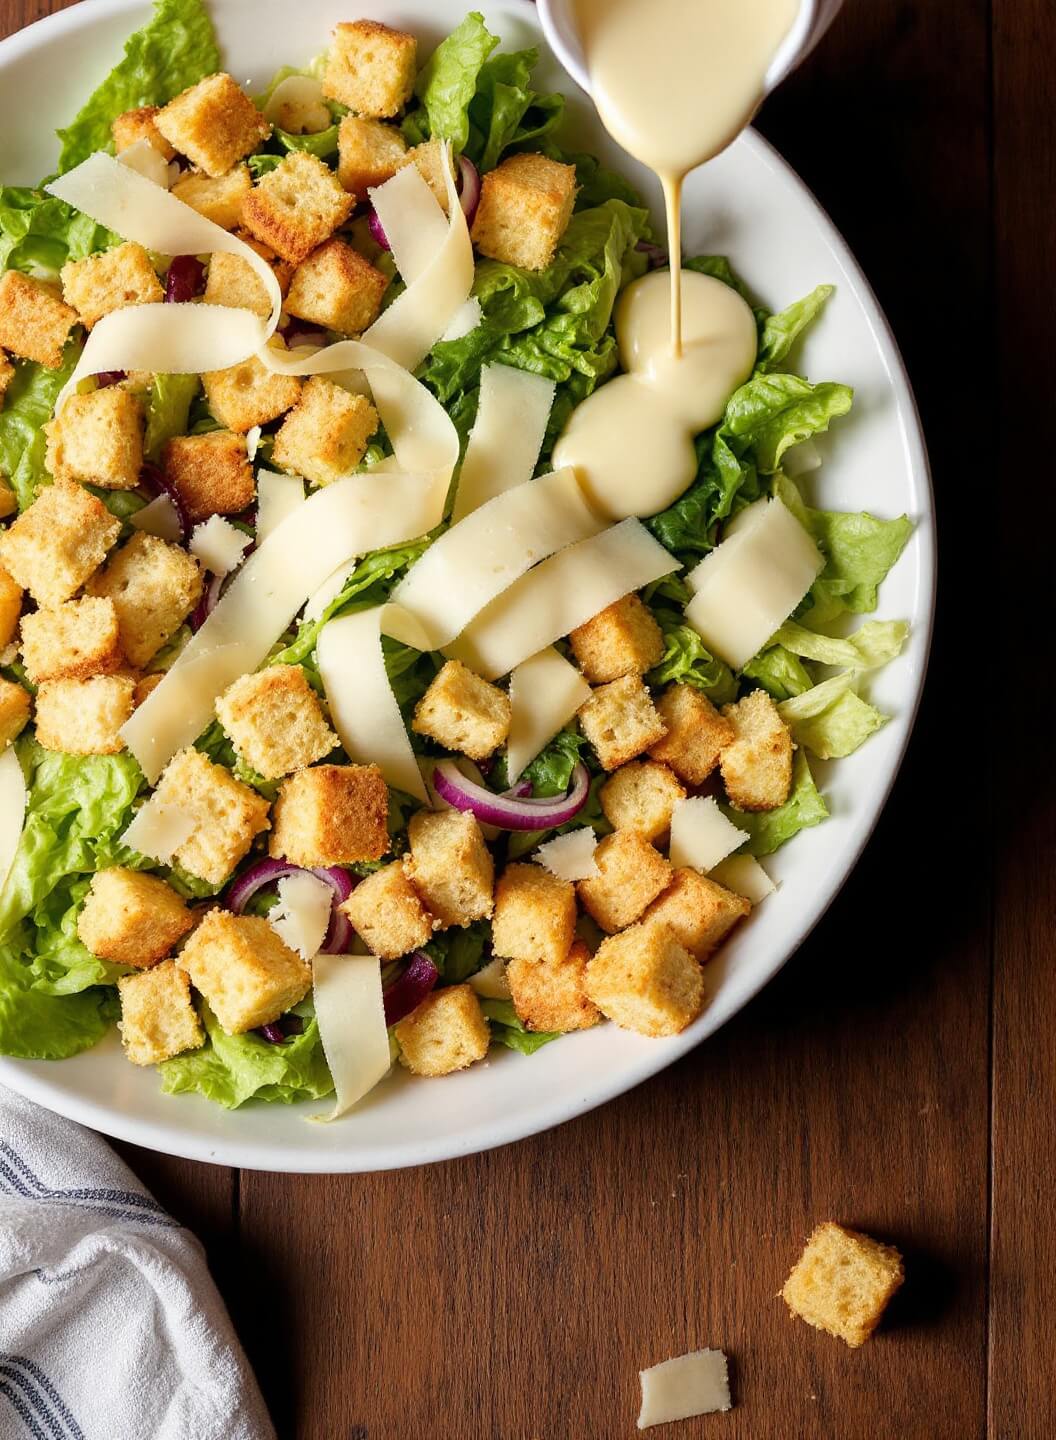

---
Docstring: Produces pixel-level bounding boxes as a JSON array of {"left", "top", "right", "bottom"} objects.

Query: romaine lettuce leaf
[
  {"left": 159, "top": 1000, "right": 334, "bottom": 1108},
  {"left": 425, "top": 923, "right": 488, "bottom": 983},
  {"left": 778, "top": 674, "right": 888, "bottom": 760},
  {"left": 0, "top": 944, "right": 116, "bottom": 1059},
  {"left": 480, "top": 997, "right": 559, "bottom": 1055},
  {"left": 727, "top": 750, "right": 828, "bottom": 855},
  {"left": 521, "top": 725, "right": 587, "bottom": 797},
  {"left": 0, "top": 343, "right": 81, "bottom": 510},
  {"left": 469, "top": 49, "right": 564, "bottom": 171},
  {"left": 757, "top": 284, "right": 834, "bottom": 372},
  {"left": 742, "top": 644, "right": 814, "bottom": 701},
  {"left": 645, "top": 576, "right": 737, "bottom": 702},
  {"left": 409, "top": 11, "right": 499, "bottom": 154},
  {"left": 144, "top": 372, "right": 200, "bottom": 461},
  {"left": 0, "top": 188, "right": 115, "bottom": 275},
  {"left": 723, "top": 372, "right": 853, "bottom": 474},
  {"left": 770, "top": 618, "right": 908, "bottom": 671}
]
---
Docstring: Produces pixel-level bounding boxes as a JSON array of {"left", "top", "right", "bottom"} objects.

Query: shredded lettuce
[
  {"left": 159, "top": 1000, "right": 334, "bottom": 1108},
  {"left": 778, "top": 674, "right": 888, "bottom": 760},
  {"left": 727, "top": 751, "right": 829, "bottom": 856}
]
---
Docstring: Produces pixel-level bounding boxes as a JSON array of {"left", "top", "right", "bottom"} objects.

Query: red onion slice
[
  {"left": 432, "top": 760, "right": 590, "bottom": 831},
  {"left": 383, "top": 951, "right": 439, "bottom": 1025},
  {"left": 94, "top": 370, "right": 127, "bottom": 387},
  {"left": 458, "top": 155, "right": 481, "bottom": 228},
  {"left": 165, "top": 255, "right": 205, "bottom": 303},
  {"left": 367, "top": 207, "right": 391, "bottom": 251},
  {"left": 259, "top": 1022, "right": 286, "bottom": 1044},
  {"left": 226, "top": 858, "right": 355, "bottom": 954}
]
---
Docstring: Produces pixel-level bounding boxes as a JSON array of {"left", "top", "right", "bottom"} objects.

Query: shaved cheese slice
[
  {"left": 121, "top": 795, "right": 195, "bottom": 865},
  {"left": 0, "top": 747, "right": 27, "bottom": 901},
  {"left": 536, "top": 827, "right": 599, "bottom": 882},
  {"left": 303, "top": 559, "right": 357, "bottom": 624},
  {"left": 262, "top": 74, "right": 328, "bottom": 129},
  {"left": 449, "top": 520, "right": 679, "bottom": 680},
  {"left": 245, "top": 425, "right": 262, "bottom": 462},
  {"left": 370, "top": 162, "right": 448, "bottom": 285},
  {"left": 270, "top": 872, "right": 332, "bottom": 960},
  {"left": 389, "top": 468, "right": 603, "bottom": 650},
  {"left": 189, "top": 515, "right": 251, "bottom": 576},
  {"left": 506, "top": 647, "right": 591, "bottom": 782},
  {"left": 709, "top": 853, "right": 775, "bottom": 903},
  {"left": 684, "top": 498, "right": 824, "bottom": 670},
  {"left": 256, "top": 470, "right": 304, "bottom": 542},
  {"left": 467, "top": 956, "right": 511, "bottom": 1001},
  {"left": 118, "top": 138, "right": 175, "bottom": 189},
  {"left": 311, "top": 952, "right": 391, "bottom": 1121},
  {"left": 451, "top": 363, "right": 556, "bottom": 521},
  {"left": 638, "top": 1349, "right": 731, "bottom": 1428},
  {"left": 130, "top": 494, "right": 182, "bottom": 541},
  {"left": 669, "top": 796, "right": 748, "bottom": 873},
  {"left": 442, "top": 296, "right": 481, "bottom": 342}
]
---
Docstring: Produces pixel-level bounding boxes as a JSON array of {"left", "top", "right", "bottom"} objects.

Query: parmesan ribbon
[
  {"left": 451, "top": 363, "right": 556, "bottom": 521},
  {"left": 311, "top": 953, "right": 391, "bottom": 1121}
]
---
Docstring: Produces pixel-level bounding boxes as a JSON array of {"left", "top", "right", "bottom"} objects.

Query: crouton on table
[
  {"left": 270, "top": 763, "right": 389, "bottom": 867},
  {"left": 341, "top": 860, "right": 434, "bottom": 959},
  {"left": 216, "top": 666, "right": 336, "bottom": 780},
  {"left": 578, "top": 673, "right": 666, "bottom": 771},
  {"left": 153, "top": 747, "right": 271, "bottom": 885},
  {"left": 404, "top": 809, "right": 494, "bottom": 928},
  {"left": 77, "top": 867, "right": 193, "bottom": 967},
  {"left": 395, "top": 983, "right": 490, "bottom": 1077},
  {"left": 491, "top": 862, "right": 576, "bottom": 967},
  {"left": 781, "top": 1222, "right": 905, "bottom": 1348},
  {"left": 0, "top": 483, "right": 120, "bottom": 607},
  {"left": 20, "top": 596, "right": 123, "bottom": 684},
  {"left": 178, "top": 910, "right": 311, "bottom": 1035},
  {"left": 87, "top": 532, "right": 202, "bottom": 668},
  {"left": 119, "top": 961, "right": 204, "bottom": 1066},
  {"left": 584, "top": 922, "right": 704, "bottom": 1037}
]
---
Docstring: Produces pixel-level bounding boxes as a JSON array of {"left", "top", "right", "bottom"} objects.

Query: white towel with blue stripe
[{"left": 0, "top": 1087, "right": 275, "bottom": 1440}]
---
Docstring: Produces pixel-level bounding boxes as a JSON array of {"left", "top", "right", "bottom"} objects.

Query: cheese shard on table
[
  {"left": 121, "top": 796, "right": 195, "bottom": 866},
  {"left": 709, "top": 854, "right": 775, "bottom": 904},
  {"left": 637, "top": 1348, "right": 732, "bottom": 1429},
  {"left": 536, "top": 827, "right": 600, "bottom": 883},
  {"left": 668, "top": 796, "right": 747, "bottom": 873},
  {"left": 269, "top": 872, "right": 332, "bottom": 960}
]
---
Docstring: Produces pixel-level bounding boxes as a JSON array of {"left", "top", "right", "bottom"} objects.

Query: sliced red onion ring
[
  {"left": 226, "top": 857, "right": 355, "bottom": 954},
  {"left": 93, "top": 370, "right": 127, "bottom": 387},
  {"left": 139, "top": 462, "right": 190, "bottom": 540},
  {"left": 259, "top": 1014, "right": 306, "bottom": 1044},
  {"left": 432, "top": 760, "right": 590, "bottom": 831},
  {"left": 502, "top": 779, "right": 534, "bottom": 800},
  {"left": 367, "top": 206, "right": 391, "bottom": 251},
  {"left": 382, "top": 951, "right": 439, "bottom": 1025},
  {"left": 259, "top": 1022, "right": 286, "bottom": 1044},
  {"left": 165, "top": 255, "right": 205, "bottom": 303},
  {"left": 458, "top": 154, "right": 481, "bottom": 228}
]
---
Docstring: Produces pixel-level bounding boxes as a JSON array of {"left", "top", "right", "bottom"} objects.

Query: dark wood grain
[{"left": 0, "top": 0, "right": 1038, "bottom": 1434}]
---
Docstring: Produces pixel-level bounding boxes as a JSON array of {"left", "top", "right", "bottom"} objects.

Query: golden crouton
[
  {"left": 204, "top": 250, "right": 273, "bottom": 318},
  {"left": 163, "top": 431, "right": 255, "bottom": 522},
  {"left": 781, "top": 1222, "right": 905, "bottom": 1348},
  {"left": 341, "top": 860, "right": 434, "bottom": 959},
  {"left": 153, "top": 747, "right": 271, "bottom": 885},
  {"left": 640, "top": 867, "right": 750, "bottom": 961},
  {"left": 584, "top": 922, "right": 703, "bottom": 1037},
  {"left": 569, "top": 594, "right": 664, "bottom": 684},
  {"left": 0, "top": 565, "right": 21, "bottom": 651},
  {"left": 323, "top": 20, "right": 417, "bottom": 119},
  {"left": 241, "top": 152, "right": 354, "bottom": 266},
  {"left": 270, "top": 763, "right": 389, "bottom": 867},
  {"left": 0, "top": 677, "right": 30, "bottom": 749},
  {"left": 576, "top": 830, "right": 671, "bottom": 933},
  {"left": 395, "top": 983, "right": 490, "bottom": 1077},
  {"left": 337, "top": 115, "right": 407, "bottom": 198},
  {"left": 60, "top": 242, "right": 163, "bottom": 330},
  {"left": 404, "top": 140, "right": 450, "bottom": 212},
  {"left": 0, "top": 350, "right": 15, "bottom": 403},
  {"left": 720, "top": 689, "right": 794, "bottom": 811},
  {"left": 77, "top": 867, "right": 193, "bottom": 967},
  {"left": 44, "top": 386, "right": 144, "bottom": 491},
  {"left": 20, "top": 596, "right": 123, "bottom": 684},
  {"left": 491, "top": 862, "right": 576, "bottom": 967},
  {"left": 155, "top": 72, "right": 270, "bottom": 177},
  {"left": 202, "top": 355, "right": 302, "bottom": 434},
  {"left": 507, "top": 940, "right": 600, "bottom": 1033},
  {"left": 0, "top": 482, "right": 120, "bottom": 607},
  {"left": 600, "top": 759, "right": 685, "bottom": 843},
  {"left": 649, "top": 683, "right": 735, "bottom": 785},
  {"left": 578, "top": 673, "right": 666, "bottom": 771},
  {"left": 215, "top": 666, "right": 336, "bottom": 780},
  {"left": 284, "top": 239, "right": 388, "bottom": 336},
  {"left": 471, "top": 152, "right": 577, "bottom": 271},
  {"left": 0, "top": 272, "right": 78, "bottom": 368},
  {"left": 271, "top": 375, "right": 378, "bottom": 487},
  {"left": 35, "top": 673, "right": 136, "bottom": 755},
  {"left": 118, "top": 960, "right": 204, "bottom": 1066},
  {"left": 0, "top": 477, "right": 15, "bottom": 523},
  {"left": 112, "top": 105, "right": 176, "bottom": 160},
  {"left": 87, "top": 532, "right": 202, "bottom": 668},
  {"left": 171, "top": 165, "right": 253, "bottom": 230},
  {"left": 405, "top": 809, "right": 494, "bottom": 928},
  {"left": 178, "top": 909, "right": 311, "bottom": 1035},
  {"left": 412, "top": 660, "right": 512, "bottom": 762}
]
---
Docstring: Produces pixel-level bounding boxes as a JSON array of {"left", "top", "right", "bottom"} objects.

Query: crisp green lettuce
[
  {"left": 409, "top": 11, "right": 499, "bottom": 153},
  {"left": 778, "top": 674, "right": 888, "bottom": 760},
  {"left": 0, "top": 944, "right": 117, "bottom": 1060},
  {"left": 771, "top": 618, "right": 908, "bottom": 671},
  {"left": 645, "top": 576, "right": 736, "bottom": 702},
  {"left": 728, "top": 751, "right": 828, "bottom": 856},
  {"left": 144, "top": 373, "right": 200, "bottom": 461},
  {"left": 160, "top": 1000, "right": 334, "bottom": 1108},
  {"left": 425, "top": 923, "right": 488, "bottom": 983},
  {"left": 521, "top": 725, "right": 587, "bottom": 797},
  {"left": 723, "top": 372, "right": 853, "bottom": 475},
  {"left": 757, "top": 285, "right": 834, "bottom": 372},
  {"left": 0, "top": 188, "right": 115, "bottom": 276},
  {"left": 742, "top": 644, "right": 814, "bottom": 701},
  {"left": 469, "top": 50, "right": 564, "bottom": 171},
  {"left": 480, "top": 998, "right": 559, "bottom": 1055},
  {"left": 0, "top": 344, "right": 81, "bottom": 510}
]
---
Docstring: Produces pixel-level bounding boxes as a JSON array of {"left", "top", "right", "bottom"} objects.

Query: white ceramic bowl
[{"left": 0, "top": 0, "right": 933, "bottom": 1173}]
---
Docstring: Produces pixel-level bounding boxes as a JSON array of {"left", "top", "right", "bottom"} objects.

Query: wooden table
[{"left": 3, "top": 0, "right": 1051, "bottom": 1435}]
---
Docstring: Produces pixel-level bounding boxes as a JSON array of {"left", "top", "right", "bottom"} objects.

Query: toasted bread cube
[
  {"left": 163, "top": 431, "right": 255, "bottom": 523},
  {"left": 156, "top": 72, "right": 270, "bottom": 177},
  {"left": 569, "top": 594, "right": 664, "bottom": 684},
  {"left": 118, "top": 960, "right": 204, "bottom": 1065},
  {"left": 0, "top": 350, "right": 15, "bottom": 403},
  {"left": 272, "top": 375, "right": 378, "bottom": 487},
  {"left": 235, "top": 231, "right": 295, "bottom": 293},
  {"left": 411, "top": 660, "right": 511, "bottom": 761},
  {"left": 44, "top": 386, "right": 144, "bottom": 491},
  {"left": 87, "top": 532, "right": 202, "bottom": 668},
  {"left": 781, "top": 1222, "right": 905, "bottom": 1348},
  {"left": 241, "top": 152, "right": 354, "bottom": 266},
  {"left": 0, "top": 566, "right": 21, "bottom": 651},
  {"left": 77, "top": 867, "right": 193, "bottom": 967},
  {"left": 178, "top": 909, "right": 310, "bottom": 1035},
  {"left": 204, "top": 249, "right": 275, "bottom": 318},
  {"left": 640, "top": 867, "right": 750, "bottom": 961},
  {"left": 270, "top": 763, "right": 389, "bottom": 867},
  {"left": 337, "top": 115, "right": 407, "bottom": 197},
  {"left": 0, "top": 482, "right": 120, "bottom": 607},
  {"left": 20, "top": 596, "right": 123, "bottom": 684},
  {"left": 171, "top": 165, "right": 253, "bottom": 230},
  {"left": 404, "top": 140, "right": 450, "bottom": 211},
  {"left": 112, "top": 104, "right": 176, "bottom": 160},
  {"left": 202, "top": 355, "right": 302, "bottom": 434},
  {"left": 285, "top": 239, "right": 388, "bottom": 336},
  {"left": 0, "top": 477, "right": 15, "bottom": 522},
  {"left": 600, "top": 760, "right": 685, "bottom": 843},
  {"left": 471, "top": 153, "right": 577, "bottom": 271},
  {"left": 584, "top": 922, "right": 703, "bottom": 1037},
  {"left": 576, "top": 830, "right": 671, "bottom": 933},
  {"left": 60, "top": 242, "right": 163, "bottom": 330},
  {"left": 507, "top": 940, "right": 600, "bottom": 1033},
  {"left": 0, "top": 272, "right": 78, "bottom": 368},
  {"left": 154, "top": 747, "right": 271, "bottom": 885},
  {"left": 342, "top": 860, "right": 433, "bottom": 959},
  {"left": 720, "top": 689, "right": 794, "bottom": 812},
  {"left": 492, "top": 862, "right": 576, "bottom": 967},
  {"left": 0, "top": 677, "right": 30, "bottom": 748},
  {"left": 578, "top": 674, "right": 665, "bottom": 771},
  {"left": 649, "top": 684, "right": 735, "bottom": 785},
  {"left": 216, "top": 666, "right": 336, "bottom": 780},
  {"left": 395, "top": 983, "right": 489, "bottom": 1077},
  {"left": 405, "top": 809, "right": 494, "bottom": 928},
  {"left": 323, "top": 20, "right": 417, "bottom": 119},
  {"left": 35, "top": 673, "right": 136, "bottom": 755}
]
